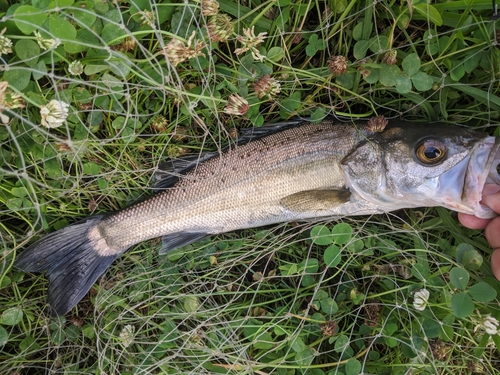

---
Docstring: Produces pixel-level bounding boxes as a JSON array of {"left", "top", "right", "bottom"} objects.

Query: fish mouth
[{"left": 456, "top": 136, "right": 500, "bottom": 218}]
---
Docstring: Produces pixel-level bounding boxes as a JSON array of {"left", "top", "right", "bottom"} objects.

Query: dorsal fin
[
  {"left": 153, "top": 151, "right": 220, "bottom": 190},
  {"left": 153, "top": 118, "right": 308, "bottom": 190},
  {"left": 237, "top": 118, "right": 306, "bottom": 144}
]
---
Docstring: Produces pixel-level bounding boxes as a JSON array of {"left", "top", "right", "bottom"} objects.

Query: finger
[
  {"left": 482, "top": 184, "right": 500, "bottom": 196},
  {"left": 481, "top": 192, "right": 500, "bottom": 214},
  {"left": 491, "top": 248, "right": 500, "bottom": 282},
  {"left": 457, "top": 212, "right": 490, "bottom": 230},
  {"left": 485, "top": 216, "right": 500, "bottom": 249}
]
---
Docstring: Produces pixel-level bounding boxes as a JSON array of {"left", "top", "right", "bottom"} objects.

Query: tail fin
[{"left": 15, "top": 215, "right": 121, "bottom": 316}]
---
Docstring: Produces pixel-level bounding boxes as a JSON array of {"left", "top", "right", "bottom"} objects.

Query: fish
[{"left": 14, "top": 117, "right": 500, "bottom": 315}]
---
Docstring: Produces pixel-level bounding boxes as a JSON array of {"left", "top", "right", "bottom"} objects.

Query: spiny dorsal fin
[
  {"left": 153, "top": 151, "right": 220, "bottom": 190},
  {"left": 237, "top": 119, "right": 306, "bottom": 144},
  {"left": 280, "top": 188, "right": 351, "bottom": 212},
  {"left": 153, "top": 119, "right": 308, "bottom": 190}
]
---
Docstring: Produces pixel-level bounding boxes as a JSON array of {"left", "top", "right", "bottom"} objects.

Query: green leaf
[
  {"left": 422, "top": 318, "right": 441, "bottom": 338},
  {"left": 411, "top": 71, "right": 434, "bottom": 91},
  {"left": 331, "top": 0, "right": 347, "bottom": 14},
  {"left": 84, "top": 64, "right": 109, "bottom": 75},
  {"left": 331, "top": 223, "right": 352, "bottom": 245},
  {"left": 456, "top": 243, "right": 474, "bottom": 263},
  {"left": 280, "top": 91, "right": 301, "bottom": 117},
  {"left": 353, "top": 40, "right": 370, "bottom": 60},
  {"left": 320, "top": 297, "right": 338, "bottom": 315},
  {"left": 274, "top": 325, "right": 287, "bottom": 336},
  {"left": 279, "top": 263, "right": 298, "bottom": 276},
  {"left": 14, "top": 39, "right": 40, "bottom": 68},
  {"left": 253, "top": 332, "right": 274, "bottom": 350},
  {"left": 101, "top": 22, "right": 127, "bottom": 45},
  {"left": 305, "top": 44, "right": 317, "bottom": 57},
  {"left": 413, "top": 3, "right": 443, "bottom": 26},
  {"left": 463, "top": 52, "right": 481, "bottom": 73},
  {"left": 440, "top": 314, "right": 455, "bottom": 342},
  {"left": 451, "top": 292, "right": 474, "bottom": 318},
  {"left": 468, "top": 282, "right": 497, "bottom": 302},
  {"left": 336, "top": 73, "right": 355, "bottom": 90},
  {"left": 48, "top": 0, "right": 75, "bottom": 7},
  {"left": 10, "top": 187, "right": 27, "bottom": 198},
  {"left": 411, "top": 263, "right": 429, "bottom": 281},
  {"left": 334, "top": 334, "right": 349, "bottom": 352},
  {"left": 299, "top": 258, "right": 319, "bottom": 274},
  {"left": 379, "top": 64, "right": 400, "bottom": 87},
  {"left": 13, "top": 5, "right": 48, "bottom": 35},
  {"left": 183, "top": 295, "right": 199, "bottom": 312},
  {"left": 310, "top": 107, "right": 326, "bottom": 122},
  {"left": 396, "top": 75, "right": 412, "bottom": 94},
  {"left": 72, "top": 2, "right": 97, "bottom": 27},
  {"left": 363, "top": 67, "right": 379, "bottom": 84},
  {"left": 311, "top": 225, "right": 333, "bottom": 245},
  {"left": 347, "top": 238, "right": 364, "bottom": 253},
  {"left": 449, "top": 267, "right": 469, "bottom": 290},
  {"left": 108, "top": 52, "right": 132, "bottom": 77},
  {"left": 83, "top": 162, "right": 100, "bottom": 175},
  {"left": 368, "top": 35, "right": 389, "bottom": 54},
  {"left": 295, "top": 347, "right": 315, "bottom": 367},
  {"left": 3, "top": 68, "right": 31, "bottom": 91},
  {"left": 459, "top": 249, "right": 483, "bottom": 271},
  {"left": 291, "top": 337, "right": 306, "bottom": 352},
  {"left": 324, "top": 245, "right": 341, "bottom": 268},
  {"left": 51, "top": 326, "right": 66, "bottom": 345},
  {"left": 32, "top": 60, "right": 47, "bottom": 81},
  {"left": 19, "top": 335, "right": 39, "bottom": 351},
  {"left": 345, "top": 358, "right": 361, "bottom": 375},
  {"left": 0, "top": 326, "right": 8, "bottom": 346},
  {"left": 49, "top": 14, "right": 77, "bottom": 41},
  {"left": 0, "top": 307, "right": 23, "bottom": 326},
  {"left": 266, "top": 46, "right": 284, "bottom": 62},
  {"left": 402, "top": 53, "right": 421, "bottom": 76},
  {"left": 449, "top": 60, "right": 465, "bottom": 82}
]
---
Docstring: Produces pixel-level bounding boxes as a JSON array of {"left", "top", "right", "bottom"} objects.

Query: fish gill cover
[{"left": 0, "top": 0, "right": 500, "bottom": 374}]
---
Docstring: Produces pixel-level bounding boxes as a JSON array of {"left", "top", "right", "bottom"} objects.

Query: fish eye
[{"left": 414, "top": 138, "right": 447, "bottom": 165}]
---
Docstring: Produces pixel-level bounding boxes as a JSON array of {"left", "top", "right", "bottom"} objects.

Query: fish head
[{"left": 341, "top": 122, "right": 500, "bottom": 218}]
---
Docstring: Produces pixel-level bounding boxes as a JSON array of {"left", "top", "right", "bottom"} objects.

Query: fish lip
[{"left": 462, "top": 136, "right": 500, "bottom": 218}]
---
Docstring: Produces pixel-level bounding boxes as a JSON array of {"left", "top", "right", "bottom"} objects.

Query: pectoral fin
[{"left": 280, "top": 188, "right": 351, "bottom": 212}]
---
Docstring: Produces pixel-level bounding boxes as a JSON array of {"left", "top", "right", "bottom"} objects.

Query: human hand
[{"left": 458, "top": 184, "right": 500, "bottom": 282}]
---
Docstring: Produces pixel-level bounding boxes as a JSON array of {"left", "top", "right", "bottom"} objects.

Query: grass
[{"left": 1, "top": 0, "right": 500, "bottom": 374}]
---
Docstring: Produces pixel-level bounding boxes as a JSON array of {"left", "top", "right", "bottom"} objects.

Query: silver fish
[{"left": 15, "top": 118, "right": 500, "bottom": 315}]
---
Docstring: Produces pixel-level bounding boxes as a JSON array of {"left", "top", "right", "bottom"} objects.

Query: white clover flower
[
  {"left": 161, "top": 31, "right": 206, "bottom": 67},
  {"left": 234, "top": 26, "right": 267, "bottom": 61},
  {"left": 223, "top": 94, "right": 249, "bottom": 116},
  {"left": 201, "top": 0, "right": 219, "bottom": 16},
  {"left": 138, "top": 9, "right": 155, "bottom": 28},
  {"left": 475, "top": 315, "right": 499, "bottom": 335},
  {"left": 119, "top": 324, "right": 135, "bottom": 348},
  {"left": 68, "top": 60, "right": 84, "bottom": 75},
  {"left": 207, "top": 14, "right": 233, "bottom": 42},
  {"left": 253, "top": 75, "right": 281, "bottom": 99},
  {"left": 0, "top": 28, "right": 13, "bottom": 57},
  {"left": 40, "top": 100, "right": 70, "bottom": 128},
  {"left": 413, "top": 288, "right": 430, "bottom": 311},
  {"left": 34, "top": 30, "right": 60, "bottom": 50},
  {"left": 0, "top": 81, "right": 25, "bottom": 124}
]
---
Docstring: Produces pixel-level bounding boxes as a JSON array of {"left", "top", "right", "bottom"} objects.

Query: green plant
[{"left": 1, "top": 0, "right": 500, "bottom": 373}]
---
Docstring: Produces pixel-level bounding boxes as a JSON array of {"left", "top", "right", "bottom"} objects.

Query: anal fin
[
  {"left": 160, "top": 232, "right": 210, "bottom": 254},
  {"left": 280, "top": 188, "right": 351, "bottom": 212}
]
